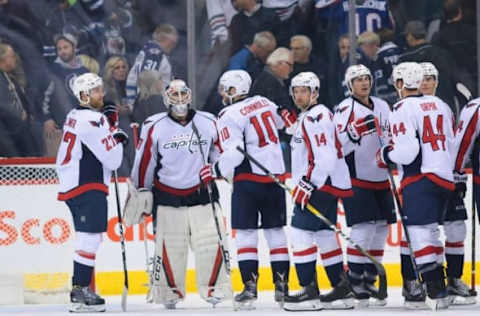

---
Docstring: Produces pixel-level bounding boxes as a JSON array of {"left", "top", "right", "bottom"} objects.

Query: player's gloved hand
[
  {"left": 376, "top": 144, "right": 393, "bottom": 169},
  {"left": 102, "top": 103, "right": 119, "bottom": 128},
  {"left": 200, "top": 164, "right": 215, "bottom": 185},
  {"left": 113, "top": 128, "right": 129, "bottom": 146},
  {"left": 292, "top": 176, "right": 316, "bottom": 210},
  {"left": 454, "top": 172, "right": 467, "bottom": 199},
  {"left": 347, "top": 114, "right": 377, "bottom": 143},
  {"left": 279, "top": 108, "right": 297, "bottom": 128}
]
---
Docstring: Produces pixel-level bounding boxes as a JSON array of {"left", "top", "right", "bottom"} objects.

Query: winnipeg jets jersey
[
  {"left": 131, "top": 111, "right": 222, "bottom": 192},
  {"left": 454, "top": 98, "right": 480, "bottom": 179},
  {"left": 216, "top": 95, "right": 285, "bottom": 182},
  {"left": 388, "top": 94, "right": 455, "bottom": 190},
  {"left": 56, "top": 107, "right": 123, "bottom": 200},
  {"left": 291, "top": 104, "right": 352, "bottom": 196},
  {"left": 333, "top": 96, "right": 391, "bottom": 189}
]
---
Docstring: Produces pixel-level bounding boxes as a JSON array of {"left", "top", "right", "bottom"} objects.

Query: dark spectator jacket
[
  {"left": 251, "top": 66, "right": 295, "bottom": 112},
  {"left": 228, "top": 46, "right": 264, "bottom": 83},
  {"left": 374, "top": 41, "right": 402, "bottom": 106},
  {"left": 229, "top": 5, "right": 282, "bottom": 56}
]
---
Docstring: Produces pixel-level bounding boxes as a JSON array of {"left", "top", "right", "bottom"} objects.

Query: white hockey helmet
[
  {"left": 290, "top": 72, "right": 320, "bottom": 105},
  {"left": 392, "top": 62, "right": 424, "bottom": 90},
  {"left": 344, "top": 64, "right": 372, "bottom": 94},
  {"left": 72, "top": 72, "right": 103, "bottom": 105},
  {"left": 218, "top": 70, "right": 251, "bottom": 105},
  {"left": 420, "top": 62, "right": 439, "bottom": 79},
  {"left": 163, "top": 79, "right": 192, "bottom": 117}
]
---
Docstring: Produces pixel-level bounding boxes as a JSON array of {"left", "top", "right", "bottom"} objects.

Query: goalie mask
[
  {"left": 392, "top": 62, "right": 423, "bottom": 93},
  {"left": 72, "top": 73, "right": 103, "bottom": 106},
  {"left": 344, "top": 64, "right": 372, "bottom": 95},
  {"left": 163, "top": 79, "right": 192, "bottom": 118},
  {"left": 290, "top": 72, "right": 320, "bottom": 108},
  {"left": 218, "top": 70, "right": 251, "bottom": 105}
]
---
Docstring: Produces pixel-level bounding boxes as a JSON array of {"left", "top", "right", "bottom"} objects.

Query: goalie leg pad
[
  {"left": 151, "top": 205, "right": 189, "bottom": 305},
  {"left": 188, "top": 204, "right": 232, "bottom": 303}
]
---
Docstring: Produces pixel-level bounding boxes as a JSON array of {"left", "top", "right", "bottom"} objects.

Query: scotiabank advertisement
[{"left": 1, "top": 170, "right": 479, "bottom": 294}]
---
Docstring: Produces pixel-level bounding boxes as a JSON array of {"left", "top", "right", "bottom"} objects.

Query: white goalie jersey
[
  {"left": 291, "top": 104, "right": 352, "bottom": 196},
  {"left": 388, "top": 94, "right": 455, "bottom": 190},
  {"left": 216, "top": 95, "right": 286, "bottom": 182},
  {"left": 454, "top": 98, "right": 480, "bottom": 176},
  {"left": 333, "top": 96, "right": 391, "bottom": 189},
  {"left": 56, "top": 107, "right": 123, "bottom": 200}
]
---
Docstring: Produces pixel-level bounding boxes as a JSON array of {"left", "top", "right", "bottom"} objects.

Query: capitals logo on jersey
[{"left": 163, "top": 132, "right": 208, "bottom": 153}]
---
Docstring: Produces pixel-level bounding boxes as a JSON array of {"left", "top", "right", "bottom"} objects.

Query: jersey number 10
[{"left": 250, "top": 111, "right": 278, "bottom": 147}]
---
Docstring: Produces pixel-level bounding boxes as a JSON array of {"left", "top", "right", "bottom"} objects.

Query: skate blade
[
  {"left": 425, "top": 296, "right": 449, "bottom": 311},
  {"left": 283, "top": 299, "right": 323, "bottom": 311},
  {"left": 321, "top": 298, "right": 355, "bottom": 310},
  {"left": 369, "top": 298, "right": 387, "bottom": 307},
  {"left": 404, "top": 300, "right": 428, "bottom": 310},
  {"left": 355, "top": 299, "right": 369, "bottom": 308},
  {"left": 233, "top": 299, "right": 256, "bottom": 311},
  {"left": 449, "top": 295, "right": 477, "bottom": 305},
  {"left": 69, "top": 303, "right": 106, "bottom": 313}
]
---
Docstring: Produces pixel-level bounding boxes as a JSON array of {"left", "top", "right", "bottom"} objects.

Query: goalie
[{"left": 127, "top": 79, "right": 231, "bottom": 309}]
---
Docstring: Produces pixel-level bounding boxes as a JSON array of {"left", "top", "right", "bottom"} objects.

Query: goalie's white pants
[{"left": 151, "top": 203, "right": 231, "bottom": 305}]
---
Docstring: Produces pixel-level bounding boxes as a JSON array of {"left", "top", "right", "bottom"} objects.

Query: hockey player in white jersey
[
  {"left": 376, "top": 62, "right": 456, "bottom": 309},
  {"left": 203, "top": 70, "right": 296, "bottom": 309},
  {"left": 56, "top": 73, "right": 127, "bottom": 313},
  {"left": 130, "top": 79, "right": 231, "bottom": 309},
  {"left": 282, "top": 72, "right": 354, "bottom": 311},
  {"left": 333, "top": 64, "right": 396, "bottom": 306},
  {"left": 420, "top": 62, "right": 476, "bottom": 305}
]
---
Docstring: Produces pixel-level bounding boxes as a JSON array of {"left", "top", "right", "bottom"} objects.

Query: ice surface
[{"left": 1, "top": 288, "right": 479, "bottom": 316}]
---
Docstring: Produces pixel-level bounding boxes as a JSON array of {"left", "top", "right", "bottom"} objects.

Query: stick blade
[{"left": 121, "top": 285, "right": 128, "bottom": 312}]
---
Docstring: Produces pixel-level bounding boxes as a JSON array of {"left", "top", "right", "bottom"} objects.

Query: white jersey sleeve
[
  {"left": 454, "top": 98, "right": 480, "bottom": 172},
  {"left": 333, "top": 98, "right": 356, "bottom": 156}
]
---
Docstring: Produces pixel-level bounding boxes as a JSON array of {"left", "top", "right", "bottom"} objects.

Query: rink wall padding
[{"left": 1, "top": 163, "right": 479, "bottom": 296}]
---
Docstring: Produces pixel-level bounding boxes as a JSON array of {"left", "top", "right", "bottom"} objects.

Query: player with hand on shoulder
[
  {"left": 56, "top": 73, "right": 126, "bottom": 313},
  {"left": 129, "top": 79, "right": 231, "bottom": 309},
  {"left": 283, "top": 72, "right": 353, "bottom": 311},
  {"left": 376, "top": 62, "right": 455, "bottom": 309},
  {"left": 427, "top": 63, "right": 478, "bottom": 307},
  {"left": 333, "top": 64, "right": 396, "bottom": 306}
]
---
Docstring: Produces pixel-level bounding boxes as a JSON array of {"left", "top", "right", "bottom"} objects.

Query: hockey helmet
[
  {"left": 290, "top": 72, "right": 320, "bottom": 105},
  {"left": 163, "top": 79, "right": 192, "bottom": 117},
  {"left": 420, "top": 62, "right": 439, "bottom": 80},
  {"left": 392, "top": 62, "right": 424, "bottom": 90},
  {"left": 218, "top": 70, "right": 251, "bottom": 105},
  {"left": 344, "top": 64, "right": 372, "bottom": 94},
  {"left": 72, "top": 73, "right": 103, "bottom": 105}
]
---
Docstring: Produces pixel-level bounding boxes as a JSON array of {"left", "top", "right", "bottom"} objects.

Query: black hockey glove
[
  {"left": 454, "top": 172, "right": 467, "bottom": 199},
  {"left": 102, "top": 103, "right": 119, "bottom": 128},
  {"left": 113, "top": 128, "right": 129, "bottom": 146}
]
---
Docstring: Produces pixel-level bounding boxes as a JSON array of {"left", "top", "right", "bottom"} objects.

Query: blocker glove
[
  {"left": 347, "top": 114, "right": 376, "bottom": 143},
  {"left": 292, "top": 176, "right": 316, "bottom": 210}
]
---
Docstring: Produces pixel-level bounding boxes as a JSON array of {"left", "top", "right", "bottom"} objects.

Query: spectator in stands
[
  {"left": 328, "top": 34, "right": 350, "bottom": 107},
  {"left": 251, "top": 47, "right": 294, "bottom": 111},
  {"left": 289, "top": 34, "right": 328, "bottom": 105},
  {"left": 375, "top": 28, "right": 402, "bottom": 105},
  {"left": 229, "top": 0, "right": 282, "bottom": 55},
  {"left": 262, "top": 0, "right": 306, "bottom": 47},
  {"left": 229, "top": 31, "right": 277, "bottom": 82},
  {"left": 432, "top": 0, "right": 477, "bottom": 94},
  {"left": 125, "top": 24, "right": 177, "bottom": 108},
  {"left": 42, "top": 33, "right": 90, "bottom": 156},
  {"left": 103, "top": 55, "right": 129, "bottom": 108},
  {"left": 0, "top": 43, "right": 42, "bottom": 157},
  {"left": 132, "top": 70, "right": 167, "bottom": 125},
  {"left": 399, "top": 20, "right": 473, "bottom": 115},
  {"left": 206, "top": 0, "right": 237, "bottom": 47},
  {"left": 357, "top": 31, "right": 379, "bottom": 70}
]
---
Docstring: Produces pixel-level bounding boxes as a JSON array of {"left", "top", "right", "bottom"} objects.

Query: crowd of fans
[{"left": 0, "top": 0, "right": 477, "bottom": 175}]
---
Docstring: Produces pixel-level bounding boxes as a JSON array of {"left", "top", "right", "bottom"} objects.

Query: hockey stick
[
  {"left": 113, "top": 170, "right": 129, "bottom": 311},
  {"left": 471, "top": 170, "right": 477, "bottom": 294},
  {"left": 235, "top": 146, "right": 388, "bottom": 299},
  {"left": 130, "top": 122, "right": 153, "bottom": 301},
  {"left": 191, "top": 121, "right": 233, "bottom": 281}
]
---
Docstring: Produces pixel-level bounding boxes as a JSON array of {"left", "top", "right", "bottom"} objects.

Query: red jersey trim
[
  {"left": 455, "top": 109, "right": 478, "bottom": 171},
  {"left": 154, "top": 179, "right": 201, "bottom": 196},
  {"left": 400, "top": 173, "right": 454, "bottom": 192},
  {"left": 57, "top": 183, "right": 109, "bottom": 201},
  {"left": 351, "top": 178, "right": 390, "bottom": 190},
  {"left": 234, "top": 173, "right": 288, "bottom": 183},
  {"left": 319, "top": 185, "right": 353, "bottom": 198}
]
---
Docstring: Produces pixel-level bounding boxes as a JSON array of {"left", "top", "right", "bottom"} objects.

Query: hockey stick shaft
[
  {"left": 113, "top": 170, "right": 128, "bottom": 311},
  {"left": 191, "top": 121, "right": 232, "bottom": 275},
  {"left": 472, "top": 171, "right": 477, "bottom": 292},
  {"left": 236, "top": 146, "right": 387, "bottom": 299}
]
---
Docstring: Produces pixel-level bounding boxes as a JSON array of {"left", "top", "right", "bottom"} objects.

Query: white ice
[{"left": 1, "top": 288, "right": 480, "bottom": 316}]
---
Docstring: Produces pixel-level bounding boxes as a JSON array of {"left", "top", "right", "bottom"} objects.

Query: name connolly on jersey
[{"left": 239, "top": 99, "right": 270, "bottom": 116}]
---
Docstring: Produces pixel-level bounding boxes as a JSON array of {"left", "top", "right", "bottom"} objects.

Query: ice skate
[
  {"left": 320, "top": 276, "right": 355, "bottom": 309},
  {"left": 364, "top": 281, "right": 387, "bottom": 306},
  {"left": 447, "top": 277, "right": 477, "bottom": 305},
  {"left": 274, "top": 279, "right": 288, "bottom": 307},
  {"left": 425, "top": 279, "right": 450, "bottom": 310},
  {"left": 283, "top": 280, "right": 322, "bottom": 311},
  {"left": 234, "top": 280, "right": 257, "bottom": 310},
  {"left": 69, "top": 285, "right": 106, "bottom": 313},
  {"left": 402, "top": 279, "right": 427, "bottom": 309}
]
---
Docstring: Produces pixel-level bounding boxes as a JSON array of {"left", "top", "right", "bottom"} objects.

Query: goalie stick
[
  {"left": 235, "top": 146, "right": 387, "bottom": 300},
  {"left": 113, "top": 170, "right": 129, "bottom": 311},
  {"left": 191, "top": 121, "right": 232, "bottom": 278}
]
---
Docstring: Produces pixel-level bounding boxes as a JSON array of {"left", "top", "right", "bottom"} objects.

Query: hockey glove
[
  {"left": 376, "top": 145, "right": 393, "bottom": 169},
  {"left": 279, "top": 108, "right": 297, "bottom": 128},
  {"left": 292, "top": 176, "right": 316, "bottom": 210},
  {"left": 454, "top": 172, "right": 467, "bottom": 199},
  {"left": 113, "top": 128, "right": 129, "bottom": 146},
  {"left": 102, "top": 103, "right": 119, "bottom": 128},
  {"left": 346, "top": 114, "right": 377, "bottom": 143},
  {"left": 200, "top": 164, "right": 215, "bottom": 185}
]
